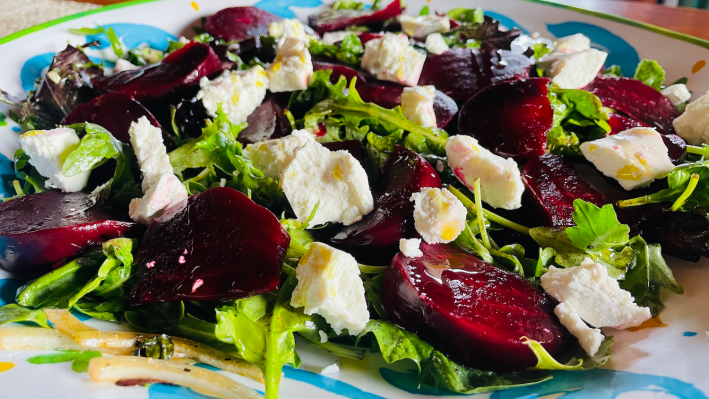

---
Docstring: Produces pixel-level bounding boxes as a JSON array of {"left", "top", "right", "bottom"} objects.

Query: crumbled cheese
[
  {"left": 673, "top": 90, "right": 709, "bottom": 145},
  {"left": 129, "top": 173, "right": 188, "bottom": 225},
  {"left": 267, "top": 37, "right": 313, "bottom": 92},
  {"left": 541, "top": 258, "right": 652, "bottom": 329},
  {"left": 318, "top": 330, "right": 329, "bottom": 343},
  {"left": 425, "top": 33, "right": 449, "bottom": 55},
  {"left": 552, "top": 34, "right": 591, "bottom": 54},
  {"left": 661, "top": 84, "right": 691, "bottom": 106},
  {"left": 178, "top": 36, "right": 190, "bottom": 45},
  {"left": 128, "top": 116, "right": 174, "bottom": 193},
  {"left": 19, "top": 128, "right": 90, "bottom": 192},
  {"left": 361, "top": 32, "right": 426, "bottom": 87},
  {"left": 401, "top": 85, "right": 437, "bottom": 128},
  {"left": 539, "top": 49, "right": 608, "bottom": 89},
  {"left": 399, "top": 238, "right": 423, "bottom": 258},
  {"left": 320, "top": 361, "right": 340, "bottom": 375},
  {"left": 410, "top": 187, "right": 466, "bottom": 244},
  {"left": 196, "top": 66, "right": 270, "bottom": 125},
  {"left": 113, "top": 59, "right": 140, "bottom": 74},
  {"left": 445, "top": 135, "right": 524, "bottom": 210},
  {"left": 269, "top": 19, "right": 314, "bottom": 46},
  {"left": 290, "top": 242, "right": 369, "bottom": 335},
  {"left": 398, "top": 15, "right": 450, "bottom": 39},
  {"left": 555, "top": 301, "right": 604, "bottom": 356},
  {"left": 243, "top": 129, "right": 313, "bottom": 179},
  {"left": 580, "top": 127, "right": 675, "bottom": 191},
  {"left": 281, "top": 141, "right": 373, "bottom": 226},
  {"left": 322, "top": 31, "right": 360, "bottom": 45}
]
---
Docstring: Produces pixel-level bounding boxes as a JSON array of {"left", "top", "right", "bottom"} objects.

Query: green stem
[
  {"left": 181, "top": 167, "right": 211, "bottom": 186},
  {"left": 358, "top": 264, "right": 388, "bottom": 274},
  {"left": 670, "top": 173, "right": 700, "bottom": 211},
  {"left": 296, "top": 331, "right": 366, "bottom": 360},
  {"left": 687, "top": 145, "right": 709, "bottom": 158},
  {"left": 448, "top": 186, "right": 531, "bottom": 235},
  {"left": 473, "top": 178, "right": 492, "bottom": 249},
  {"left": 12, "top": 180, "right": 24, "bottom": 197},
  {"left": 282, "top": 264, "right": 297, "bottom": 278}
]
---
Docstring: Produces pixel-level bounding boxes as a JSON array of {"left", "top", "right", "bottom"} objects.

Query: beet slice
[
  {"left": 608, "top": 113, "right": 647, "bottom": 135},
  {"left": 322, "top": 140, "right": 364, "bottom": 164},
  {"left": 458, "top": 78, "right": 552, "bottom": 162},
  {"left": 358, "top": 32, "right": 383, "bottom": 45},
  {"left": 383, "top": 243, "right": 574, "bottom": 372},
  {"left": 327, "top": 145, "right": 441, "bottom": 264},
  {"left": 313, "top": 61, "right": 368, "bottom": 85},
  {"left": 522, "top": 154, "right": 605, "bottom": 227},
  {"left": 419, "top": 48, "right": 531, "bottom": 101},
  {"left": 662, "top": 134, "right": 687, "bottom": 164},
  {"left": 204, "top": 7, "right": 282, "bottom": 42},
  {"left": 238, "top": 93, "right": 291, "bottom": 145},
  {"left": 0, "top": 191, "right": 138, "bottom": 274},
  {"left": 92, "top": 42, "right": 222, "bottom": 103},
  {"left": 357, "top": 81, "right": 459, "bottom": 129},
  {"left": 174, "top": 98, "right": 210, "bottom": 139},
  {"left": 585, "top": 76, "right": 680, "bottom": 135},
  {"left": 129, "top": 187, "right": 289, "bottom": 305},
  {"left": 308, "top": 0, "right": 404, "bottom": 34}
]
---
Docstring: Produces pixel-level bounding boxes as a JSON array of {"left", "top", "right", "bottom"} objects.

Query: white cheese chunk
[
  {"left": 128, "top": 116, "right": 174, "bottom": 193},
  {"left": 322, "top": 31, "right": 360, "bottom": 46},
  {"left": 129, "top": 173, "right": 188, "bottom": 225},
  {"left": 399, "top": 238, "right": 423, "bottom": 258},
  {"left": 554, "top": 301, "right": 604, "bottom": 356},
  {"left": 269, "top": 19, "right": 314, "bottom": 46},
  {"left": 267, "top": 37, "right": 313, "bottom": 92},
  {"left": 674, "top": 90, "right": 709, "bottom": 145},
  {"left": 580, "top": 127, "right": 675, "bottom": 191},
  {"left": 243, "top": 129, "right": 313, "bottom": 179},
  {"left": 19, "top": 128, "right": 90, "bottom": 192},
  {"left": 552, "top": 33, "right": 591, "bottom": 54},
  {"left": 361, "top": 32, "right": 426, "bottom": 87},
  {"left": 113, "top": 59, "right": 140, "bottom": 74},
  {"left": 661, "top": 83, "right": 691, "bottom": 106},
  {"left": 281, "top": 141, "right": 373, "bottom": 226},
  {"left": 196, "top": 66, "right": 270, "bottom": 125},
  {"left": 290, "top": 242, "right": 369, "bottom": 335},
  {"left": 445, "top": 135, "right": 524, "bottom": 210},
  {"left": 541, "top": 258, "right": 652, "bottom": 329},
  {"left": 410, "top": 187, "right": 466, "bottom": 244},
  {"left": 425, "top": 33, "right": 449, "bottom": 55},
  {"left": 540, "top": 49, "right": 608, "bottom": 89},
  {"left": 398, "top": 15, "right": 450, "bottom": 39},
  {"left": 401, "top": 85, "right": 437, "bottom": 128}
]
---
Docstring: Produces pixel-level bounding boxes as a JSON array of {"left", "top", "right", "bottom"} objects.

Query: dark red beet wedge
[
  {"left": 313, "top": 61, "right": 368, "bottom": 84},
  {"left": 238, "top": 93, "right": 291, "bottom": 144},
  {"left": 327, "top": 145, "right": 441, "bottom": 264},
  {"left": 662, "top": 134, "right": 687, "bottom": 164},
  {"left": 129, "top": 187, "right": 289, "bottom": 305},
  {"left": 322, "top": 140, "right": 364, "bottom": 164},
  {"left": 0, "top": 191, "right": 137, "bottom": 274},
  {"left": 585, "top": 76, "right": 680, "bottom": 135},
  {"left": 382, "top": 243, "right": 574, "bottom": 372},
  {"left": 357, "top": 81, "right": 459, "bottom": 128},
  {"left": 93, "top": 42, "right": 222, "bottom": 103},
  {"left": 608, "top": 113, "right": 647, "bottom": 135},
  {"left": 308, "top": 0, "right": 403, "bottom": 34},
  {"left": 358, "top": 32, "right": 383, "bottom": 45},
  {"left": 419, "top": 48, "right": 531, "bottom": 101},
  {"left": 522, "top": 154, "right": 605, "bottom": 227},
  {"left": 174, "top": 98, "right": 210, "bottom": 139},
  {"left": 458, "top": 78, "right": 552, "bottom": 162},
  {"left": 204, "top": 7, "right": 282, "bottom": 42},
  {"left": 61, "top": 93, "right": 173, "bottom": 146}
]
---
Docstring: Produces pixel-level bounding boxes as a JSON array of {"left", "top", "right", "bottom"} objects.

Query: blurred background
[{"left": 1, "top": 0, "right": 708, "bottom": 40}]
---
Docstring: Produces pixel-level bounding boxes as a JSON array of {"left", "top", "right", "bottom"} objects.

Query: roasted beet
[
  {"left": 308, "top": 0, "right": 404, "bottom": 34},
  {"left": 419, "top": 48, "right": 531, "bottom": 101},
  {"left": 129, "top": 187, "right": 289, "bottom": 305},
  {"left": 382, "top": 243, "right": 574, "bottom": 372},
  {"left": 0, "top": 191, "right": 137, "bottom": 274},
  {"left": 358, "top": 32, "right": 383, "bottom": 45},
  {"left": 322, "top": 140, "right": 364, "bottom": 164},
  {"left": 662, "top": 134, "right": 687, "bottom": 164},
  {"left": 174, "top": 98, "right": 210, "bottom": 139},
  {"left": 327, "top": 145, "right": 441, "bottom": 264},
  {"left": 204, "top": 7, "right": 282, "bottom": 42},
  {"left": 585, "top": 76, "right": 680, "bottom": 135},
  {"left": 313, "top": 61, "right": 368, "bottom": 84},
  {"left": 608, "top": 113, "right": 647, "bottom": 135},
  {"left": 458, "top": 78, "right": 552, "bottom": 162},
  {"left": 522, "top": 154, "right": 605, "bottom": 227},
  {"left": 92, "top": 42, "right": 222, "bottom": 103},
  {"left": 357, "top": 81, "right": 459, "bottom": 129},
  {"left": 238, "top": 93, "right": 291, "bottom": 144}
]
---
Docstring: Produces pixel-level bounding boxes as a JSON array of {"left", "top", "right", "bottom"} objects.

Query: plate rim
[{"left": 0, "top": 0, "right": 709, "bottom": 50}]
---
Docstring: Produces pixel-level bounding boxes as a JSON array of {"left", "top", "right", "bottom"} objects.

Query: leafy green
[
  {"left": 566, "top": 200, "right": 630, "bottom": 251},
  {"left": 620, "top": 236, "right": 683, "bottom": 316},
  {"left": 604, "top": 65, "right": 622, "bottom": 77},
  {"left": 0, "top": 304, "right": 50, "bottom": 327},
  {"left": 12, "top": 149, "right": 46, "bottom": 195},
  {"left": 524, "top": 336, "right": 613, "bottom": 370},
  {"left": 547, "top": 89, "right": 611, "bottom": 155},
  {"left": 362, "top": 273, "right": 388, "bottom": 319},
  {"left": 617, "top": 160, "right": 709, "bottom": 209},
  {"left": 634, "top": 59, "right": 665, "bottom": 90},
  {"left": 288, "top": 70, "right": 347, "bottom": 117},
  {"left": 419, "top": 5, "right": 430, "bottom": 15},
  {"left": 27, "top": 350, "right": 102, "bottom": 373},
  {"left": 332, "top": 0, "right": 376, "bottom": 10},
  {"left": 69, "top": 26, "right": 124, "bottom": 57},
  {"left": 447, "top": 8, "right": 484, "bottom": 24},
  {"left": 125, "top": 302, "right": 223, "bottom": 348},
  {"left": 73, "top": 298, "right": 127, "bottom": 322},
  {"left": 71, "top": 351, "right": 102, "bottom": 373},
  {"left": 308, "top": 35, "right": 364, "bottom": 66},
  {"left": 358, "top": 320, "right": 552, "bottom": 394},
  {"left": 533, "top": 43, "right": 551, "bottom": 60}
]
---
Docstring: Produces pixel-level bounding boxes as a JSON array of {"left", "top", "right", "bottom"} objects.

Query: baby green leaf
[
  {"left": 634, "top": 59, "right": 665, "bottom": 91},
  {"left": 0, "top": 304, "right": 50, "bottom": 328},
  {"left": 566, "top": 200, "right": 630, "bottom": 251}
]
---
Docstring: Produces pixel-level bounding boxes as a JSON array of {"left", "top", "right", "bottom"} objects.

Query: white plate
[{"left": 0, "top": 1, "right": 708, "bottom": 398}]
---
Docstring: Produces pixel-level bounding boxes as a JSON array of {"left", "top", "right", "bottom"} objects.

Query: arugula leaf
[
  {"left": 308, "top": 35, "right": 364, "bottom": 66},
  {"left": 7, "top": 149, "right": 46, "bottom": 200},
  {"left": 288, "top": 70, "right": 347, "bottom": 117},
  {"left": 73, "top": 298, "right": 128, "bottom": 322},
  {"left": 524, "top": 336, "right": 613, "bottom": 370},
  {"left": 547, "top": 89, "right": 610, "bottom": 155},
  {"left": 125, "top": 302, "right": 224, "bottom": 348},
  {"left": 634, "top": 59, "right": 665, "bottom": 91},
  {"left": 566, "top": 200, "right": 630, "bottom": 251},
  {"left": 617, "top": 160, "right": 709, "bottom": 210},
  {"left": 447, "top": 8, "right": 484, "bottom": 24},
  {"left": 0, "top": 304, "right": 51, "bottom": 327},
  {"left": 362, "top": 273, "right": 388, "bottom": 319},
  {"left": 69, "top": 26, "right": 124, "bottom": 58}
]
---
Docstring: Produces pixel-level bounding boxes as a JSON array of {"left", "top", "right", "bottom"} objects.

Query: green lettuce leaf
[
  {"left": 634, "top": 59, "right": 665, "bottom": 90},
  {"left": 308, "top": 34, "right": 364, "bottom": 66},
  {"left": 447, "top": 7, "right": 484, "bottom": 24},
  {"left": 524, "top": 336, "right": 613, "bottom": 370},
  {"left": 547, "top": 89, "right": 610, "bottom": 155},
  {"left": 0, "top": 304, "right": 50, "bottom": 327},
  {"left": 566, "top": 200, "right": 630, "bottom": 251}
]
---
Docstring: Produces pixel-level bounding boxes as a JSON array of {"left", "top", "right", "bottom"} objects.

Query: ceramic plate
[{"left": 0, "top": 0, "right": 708, "bottom": 398}]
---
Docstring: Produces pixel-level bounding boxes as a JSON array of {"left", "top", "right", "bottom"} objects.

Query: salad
[{"left": 0, "top": 1, "right": 707, "bottom": 398}]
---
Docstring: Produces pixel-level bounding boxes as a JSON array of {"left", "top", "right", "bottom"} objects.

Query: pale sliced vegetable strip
[
  {"left": 0, "top": 327, "right": 83, "bottom": 351},
  {"left": 43, "top": 308, "right": 97, "bottom": 338}
]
